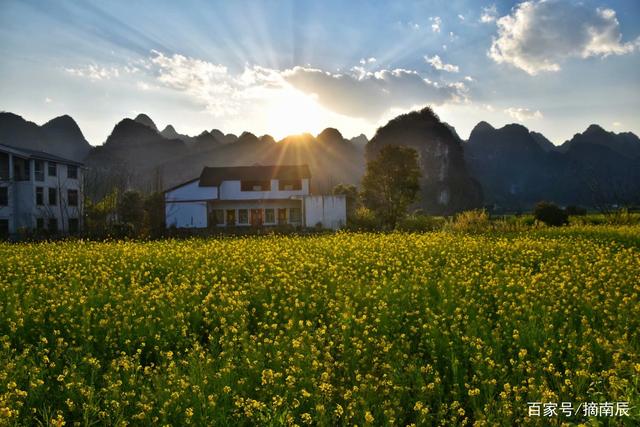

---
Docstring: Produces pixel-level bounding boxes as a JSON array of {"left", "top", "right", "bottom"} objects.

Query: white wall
[
  {"left": 165, "top": 180, "right": 217, "bottom": 201},
  {"left": 304, "top": 195, "right": 346, "bottom": 230},
  {"left": 219, "top": 178, "right": 309, "bottom": 200},
  {"left": 165, "top": 201, "right": 208, "bottom": 228}
]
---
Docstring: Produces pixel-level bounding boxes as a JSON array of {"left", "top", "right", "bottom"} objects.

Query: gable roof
[
  {"left": 0, "top": 143, "right": 84, "bottom": 166},
  {"left": 199, "top": 164, "right": 311, "bottom": 187}
]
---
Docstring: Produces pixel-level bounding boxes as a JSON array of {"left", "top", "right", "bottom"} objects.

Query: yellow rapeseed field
[{"left": 1, "top": 227, "right": 639, "bottom": 426}]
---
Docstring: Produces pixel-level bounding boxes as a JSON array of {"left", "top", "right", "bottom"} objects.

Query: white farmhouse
[
  {"left": 164, "top": 165, "right": 346, "bottom": 230},
  {"left": 0, "top": 143, "right": 84, "bottom": 238}
]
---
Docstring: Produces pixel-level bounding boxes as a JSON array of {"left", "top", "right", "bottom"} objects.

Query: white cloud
[
  {"left": 44, "top": 97, "right": 53, "bottom": 104},
  {"left": 146, "top": 50, "right": 468, "bottom": 121},
  {"left": 612, "top": 121, "right": 622, "bottom": 128},
  {"left": 430, "top": 16, "right": 442, "bottom": 33},
  {"left": 458, "top": 14, "right": 465, "bottom": 21},
  {"left": 359, "top": 57, "right": 377, "bottom": 65},
  {"left": 504, "top": 107, "right": 543, "bottom": 121},
  {"left": 480, "top": 4, "right": 498, "bottom": 23},
  {"left": 489, "top": 0, "right": 639, "bottom": 75},
  {"left": 464, "top": 76, "right": 474, "bottom": 82},
  {"left": 65, "top": 64, "right": 123, "bottom": 81},
  {"left": 425, "top": 55, "right": 460, "bottom": 73}
]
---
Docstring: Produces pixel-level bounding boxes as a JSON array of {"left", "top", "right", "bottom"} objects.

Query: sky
[{"left": 0, "top": 0, "right": 639, "bottom": 145}]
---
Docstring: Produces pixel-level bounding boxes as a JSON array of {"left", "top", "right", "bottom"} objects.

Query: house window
[
  {"left": 0, "top": 219, "right": 8, "bottom": 239},
  {"left": 36, "top": 187, "right": 44, "bottom": 205},
  {"left": 264, "top": 208, "right": 275, "bottom": 224},
  {"left": 238, "top": 209, "right": 249, "bottom": 224},
  {"left": 67, "top": 189, "right": 78, "bottom": 207},
  {"left": 289, "top": 207, "right": 302, "bottom": 224},
  {"left": 67, "top": 165, "right": 78, "bottom": 179},
  {"left": 279, "top": 179, "right": 302, "bottom": 191},
  {"left": 68, "top": 218, "right": 79, "bottom": 234},
  {"left": 48, "top": 218, "right": 58, "bottom": 232},
  {"left": 213, "top": 209, "right": 224, "bottom": 225},
  {"left": 48, "top": 162, "right": 57, "bottom": 177},
  {"left": 0, "top": 187, "right": 7, "bottom": 206},
  {"left": 241, "top": 180, "right": 271, "bottom": 191},
  {"left": 48, "top": 188, "right": 57, "bottom": 206},
  {"left": 34, "top": 160, "right": 44, "bottom": 181},
  {"left": 36, "top": 218, "right": 44, "bottom": 231},
  {"left": 226, "top": 209, "right": 236, "bottom": 226}
]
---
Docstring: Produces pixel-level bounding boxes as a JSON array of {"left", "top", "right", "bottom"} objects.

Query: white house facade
[
  {"left": 164, "top": 165, "right": 346, "bottom": 230},
  {"left": 0, "top": 144, "right": 84, "bottom": 238}
]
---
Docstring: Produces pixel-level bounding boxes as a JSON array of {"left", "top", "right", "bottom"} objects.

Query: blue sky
[{"left": 1, "top": 0, "right": 639, "bottom": 145}]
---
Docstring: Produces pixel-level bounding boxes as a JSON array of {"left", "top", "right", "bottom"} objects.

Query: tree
[
  {"left": 332, "top": 183, "right": 359, "bottom": 221},
  {"left": 534, "top": 201, "right": 568, "bottom": 226},
  {"left": 143, "top": 192, "right": 165, "bottom": 237},
  {"left": 118, "top": 190, "right": 144, "bottom": 231},
  {"left": 361, "top": 145, "right": 421, "bottom": 227}
]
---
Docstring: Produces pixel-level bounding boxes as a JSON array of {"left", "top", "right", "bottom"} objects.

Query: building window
[
  {"left": 0, "top": 187, "right": 7, "bottom": 206},
  {"left": 289, "top": 207, "right": 302, "bottom": 224},
  {"left": 279, "top": 179, "right": 302, "bottom": 191},
  {"left": 48, "top": 188, "right": 57, "bottom": 206},
  {"left": 36, "top": 187, "right": 44, "bottom": 205},
  {"left": 67, "top": 189, "right": 78, "bottom": 207},
  {"left": 264, "top": 208, "right": 275, "bottom": 224},
  {"left": 0, "top": 219, "right": 8, "bottom": 239},
  {"left": 36, "top": 218, "right": 44, "bottom": 231},
  {"left": 34, "top": 160, "right": 44, "bottom": 181},
  {"left": 68, "top": 218, "right": 79, "bottom": 234},
  {"left": 238, "top": 209, "right": 249, "bottom": 224},
  {"left": 67, "top": 165, "right": 78, "bottom": 179},
  {"left": 48, "top": 218, "right": 58, "bottom": 232},
  {"left": 241, "top": 180, "right": 271, "bottom": 191},
  {"left": 226, "top": 209, "right": 236, "bottom": 226},
  {"left": 48, "top": 162, "right": 57, "bottom": 177},
  {"left": 213, "top": 209, "right": 224, "bottom": 225}
]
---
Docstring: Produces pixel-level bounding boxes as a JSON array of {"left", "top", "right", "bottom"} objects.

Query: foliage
[
  {"left": 143, "top": 192, "right": 166, "bottom": 237},
  {"left": 361, "top": 145, "right": 421, "bottom": 227},
  {"left": 118, "top": 190, "right": 145, "bottom": 231},
  {"left": 332, "top": 183, "right": 359, "bottom": 221},
  {"left": 1, "top": 228, "right": 639, "bottom": 425},
  {"left": 534, "top": 201, "right": 569, "bottom": 226},
  {"left": 445, "top": 209, "right": 492, "bottom": 234},
  {"left": 347, "top": 207, "right": 381, "bottom": 231},
  {"left": 395, "top": 214, "right": 445, "bottom": 232},
  {"left": 565, "top": 205, "right": 587, "bottom": 216}
]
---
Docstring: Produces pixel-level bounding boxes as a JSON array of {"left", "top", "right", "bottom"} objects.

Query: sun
[{"left": 266, "top": 88, "right": 326, "bottom": 139}]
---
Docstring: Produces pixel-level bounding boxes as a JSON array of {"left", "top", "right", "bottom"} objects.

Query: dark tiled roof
[
  {"left": 0, "top": 143, "right": 84, "bottom": 166},
  {"left": 199, "top": 165, "right": 311, "bottom": 187}
]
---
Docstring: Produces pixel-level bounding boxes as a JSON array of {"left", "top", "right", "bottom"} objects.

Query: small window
[
  {"left": 67, "top": 189, "right": 78, "bottom": 207},
  {"left": 265, "top": 208, "right": 275, "bottom": 224},
  {"left": 289, "top": 207, "right": 301, "bottom": 224},
  {"left": 36, "top": 218, "right": 44, "bottom": 231},
  {"left": 279, "top": 180, "right": 302, "bottom": 191},
  {"left": 48, "top": 162, "right": 57, "bottom": 177},
  {"left": 68, "top": 218, "right": 79, "bottom": 234},
  {"left": 0, "top": 219, "right": 8, "bottom": 239},
  {"left": 36, "top": 187, "right": 44, "bottom": 205},
  {"left": 48, "top": 188, "right": 57, "bottom": 206},
  {"left": 241, "top": 180, "right": 271, "bottom": 191},
  {"left": 0, "top": 187, "right": 7, "bottom": 206},
  {"left": 226, "top": 209, "right": 236, "bottom": 226},
  {"left": 67, "top": 165, "right": 78, "bottom": 179},
  {"left": 238, "top": 209, "right": 249, "bottom": 224},
  {"left": 34, "top": 160, "right": 44, "bottom": 181},
  {"left": 48, "top": 218, "right": 58, "bottom": 232},
  {"left": 213, "top": 209, "right": 224, "bottom": 225}
]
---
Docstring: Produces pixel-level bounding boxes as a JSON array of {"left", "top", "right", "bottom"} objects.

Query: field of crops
[{"left": 1, "top": 226, "right": 639, "bottom": 426}]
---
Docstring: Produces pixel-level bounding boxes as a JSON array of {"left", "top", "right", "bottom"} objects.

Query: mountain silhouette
[
  {"left": 367, "top": 107, "right": 483, "bottom": 214},
  {"left": 0, "top": 112, "right": 90, "bottom": 161}
]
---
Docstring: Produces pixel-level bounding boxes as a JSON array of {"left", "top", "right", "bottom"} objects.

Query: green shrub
[
  {"left": 565, "top": 205, "right": 587, "bottom": 216},
  {"left": 446, "top": 209, "right": 492, "bottom": 234},
  {"left": 534, "top": 201, "right": 568, "bottom": 226},
  {"left": 396, "top": 214, "right": 445, "bottom": 232},
  {"left": 349, "top": 207, "right": 381, "bottom": 231}
]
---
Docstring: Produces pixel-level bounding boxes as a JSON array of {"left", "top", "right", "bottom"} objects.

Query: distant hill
[
  {"left": 0, "top": 112, "right": 91, "bottom": 161},
  {"left": 466, "top": 122, "right": 640, "bottom": 210},
  {"left": 367, "top": 107, "right": 483, "bottom": 214}
]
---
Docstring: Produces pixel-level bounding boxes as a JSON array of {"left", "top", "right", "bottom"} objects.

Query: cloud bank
[
  {"left": 504, "top": 107, "right": 543, "bottom": 121},
  {"left": 489, "top": 0, "right": 639, "bottom": 75}
]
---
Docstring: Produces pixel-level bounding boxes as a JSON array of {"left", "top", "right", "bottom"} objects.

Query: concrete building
[
  {"left": 164, "top": 165, "right": 346, "bottom": 230},
  {"left": 0, "top": 144, "right": 84, "bottom": 238}
]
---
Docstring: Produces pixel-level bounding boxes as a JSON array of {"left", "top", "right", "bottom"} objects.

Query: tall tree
[{"left": 361, "top": 145, "right": 421, "bottom": 227}]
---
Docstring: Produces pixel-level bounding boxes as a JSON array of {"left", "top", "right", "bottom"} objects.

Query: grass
[{"left": 1, "top": 227, "right": 639, "bottom": 426}]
